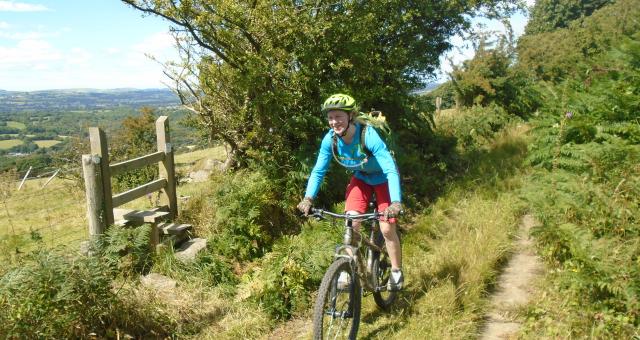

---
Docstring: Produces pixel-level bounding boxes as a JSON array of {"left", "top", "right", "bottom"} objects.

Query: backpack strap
[
  {"left": 331, "top": 128, "right": 369, "bottom": 168},
  {"left": 360, "top": 124, "right": 372, "bottom": 158}
]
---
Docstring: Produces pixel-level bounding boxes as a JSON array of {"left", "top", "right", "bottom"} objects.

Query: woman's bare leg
[{"left": 379, "top": 221, "right": 402, "bottom": 269}]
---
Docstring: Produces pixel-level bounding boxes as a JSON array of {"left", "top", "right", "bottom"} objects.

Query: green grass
[
  {"left": 6, "top": 121, "right": 26, "bottom": 130},
  {"left": 175, "top": 146, "right": 225, "bottom": 165},
  {"left": 0, "top": 176, "right": 88, "bottom": 260},
  {"left": 0, "top": 139, "right": 24, "bottom": 149},
  {"left": 170, "top": 123, "right": 532, "bottom": 338},
  {"left": 0, "top": 123, "right": 535, "bottom": 338},
  {"left": 33, "top": 140, "right": 61, "bottom": 148}
]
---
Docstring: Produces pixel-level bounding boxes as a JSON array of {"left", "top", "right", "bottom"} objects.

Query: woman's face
[{"left": 327, "top": 110, "right": 350, "bottom": 135}]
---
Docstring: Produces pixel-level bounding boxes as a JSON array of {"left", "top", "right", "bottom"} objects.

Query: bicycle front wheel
[{"left": 312, "top": 257, "right": 361, "bottom": 340}]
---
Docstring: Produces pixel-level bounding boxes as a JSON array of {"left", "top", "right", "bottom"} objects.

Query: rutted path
[{"left": 480, "top": 214, "right": 543, "bottom": 339}]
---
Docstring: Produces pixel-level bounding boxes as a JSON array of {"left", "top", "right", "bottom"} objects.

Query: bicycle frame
[{"left": 310, "top": 208, "right": 387, "bottom": 293}]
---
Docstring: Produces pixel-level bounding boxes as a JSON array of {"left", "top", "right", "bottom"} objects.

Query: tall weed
[
  {"left": 237, "top": 216, "right": 339, "bottom": 319},
  {"left": 0, "top": 251, "right": 175, "bottom": 338},
  {"left": 192, "top": 169, "right": 297, "bottom": 261},
  {"left": 519, "top": 35, "right": 640, "bottom": 336}
]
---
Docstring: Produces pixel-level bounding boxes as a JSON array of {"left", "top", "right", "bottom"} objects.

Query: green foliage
[
  {"left": 110, "top": 108, "right": 159, "bottom": 192},
  {"left": 123, "top": 0, "right": 520, "bottom": 191},
  {"left": 0, "top": 250, "right": 177, "bottom": 338},
  {"left": 448, "top": 30, "right": 542, "bottom": 116},
  {"left": 518, "top": 9, "right": 640, "bottom": 336},
  {"left": 526, "top": 0, "right": 614, "bottom": 35},
  {"left": 153, "top": 245, "right": 238, "bottom": 288},
  {"left": 436, "top": 104, "right": 517, "bottom": 151},
  {"left": 517, "top": 0, "right": 640, "bottom": 82},
  {"left": 0, "top": 252, "right": 117, "bottom": 337},
  {"left": 238, "top": 218, "right": 339, "bottom": 319},
  {"left": 95, "top": 224, "right": 153, "bottom": 277},
  {"left": 426, "top": 82, "right": 457, "bottom": 110},
  {"left": 199, "top": 170, "right": 297, "bottom": 261}
]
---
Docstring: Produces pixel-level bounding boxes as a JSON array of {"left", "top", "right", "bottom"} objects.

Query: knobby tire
[
  {"left": 312, "top": 257, "right": 361, "bottom": 340},
  {"left": 371, "top": 226, "right": 399, "bottom": 310}
]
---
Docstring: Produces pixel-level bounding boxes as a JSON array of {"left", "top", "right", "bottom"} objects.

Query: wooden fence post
[
  {"left": 82, "top": 154, "right": 105, "bottom": 237},
  {"left": 156, "top": 116, "right": 178, "bottom": 219},
  {"left": 41, "top": 169, "right": 60, "bottom": 188},
  {"left": 436, "top": 96, "right": 442, "bottom": 116},
  {"left": 17, "top": 166, "right": 32, "bottom": 191},
  {"left": 89, "top": 127, "right": 114, "bottom": 226}
]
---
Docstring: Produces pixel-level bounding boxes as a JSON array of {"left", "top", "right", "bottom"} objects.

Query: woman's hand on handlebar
[
  {"left": 384, "top": 202, "right": 403, "bottom": 218},
  {"left": 297, "top": 197, "right": 313, "bottom": 216}
]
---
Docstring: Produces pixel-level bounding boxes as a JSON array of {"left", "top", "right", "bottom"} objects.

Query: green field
[
  {"left": 0, "top": 176, "right": 88, "bottom": 255},
  {"left": 174, "top": 146, "right": 225, "bottom": 165},
  {"left": 33, "top": 140, "right": 61, "bottom": 148},
  {"left": 0, "top": 146, "right": 225, "bottom": 257},
  {"left": 0, "top": 139, "right": 24, "bottom": 149},
  {"left": 6, "top": 121, "right": 26, "bottom": 130}
]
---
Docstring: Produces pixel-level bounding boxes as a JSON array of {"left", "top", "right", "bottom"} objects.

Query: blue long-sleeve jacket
[{"left": 304, "top": 123, "right": 402, "bottom": 202}]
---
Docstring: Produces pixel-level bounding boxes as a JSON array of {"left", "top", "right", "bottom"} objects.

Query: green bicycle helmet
[{"left": 321, "top": 93, "right": 357, "bottom": 113}]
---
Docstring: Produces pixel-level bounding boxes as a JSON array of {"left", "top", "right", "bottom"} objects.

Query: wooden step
[
  {"left": 113, "top": 207, "right": 170, "bottom": 225},
  {"left": 157, "top": 222, "right": 192, "bottom": 235}
]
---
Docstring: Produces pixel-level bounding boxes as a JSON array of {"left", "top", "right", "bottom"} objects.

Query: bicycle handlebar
[{"left": 309, "top": 208, "right": 384, "bottom": 221}]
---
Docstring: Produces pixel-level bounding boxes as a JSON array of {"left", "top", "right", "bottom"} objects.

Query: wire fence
[{"left": 0, "top": 164, "right": 89, "bottom": 261}]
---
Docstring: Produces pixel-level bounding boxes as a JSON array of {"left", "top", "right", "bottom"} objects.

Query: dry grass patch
[
  {"left": 33, "top": 140, "right": 61, "bottom": 148},
  {"left": 0, "top": 139, "right": 24, "bottom": 149}
]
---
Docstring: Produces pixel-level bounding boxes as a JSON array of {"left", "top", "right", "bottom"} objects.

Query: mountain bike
[{"left": 310, "top": 203, "right": 400, "bottom": 340}]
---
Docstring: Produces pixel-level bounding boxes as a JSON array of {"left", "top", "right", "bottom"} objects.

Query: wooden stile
[
  {"left": 89, "top": 127, "right": 114, "bottom": 226},
  {"left": 82, "top": 154, "right": 105, "bottom": 237},
  {"left": 84, "top": 116, "right": 182, "bottom": 251},
  {"left": 156, "top": 116, "right": 178, "bottom": 220}
]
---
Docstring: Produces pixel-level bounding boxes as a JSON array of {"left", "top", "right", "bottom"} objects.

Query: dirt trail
[{"left": 480, "top": 214, "right": 543, "bottom": 340}]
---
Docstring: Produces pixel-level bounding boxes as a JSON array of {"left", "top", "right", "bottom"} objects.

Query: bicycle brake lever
[{"left": 310, "top": 208, "right": 325, "bottom": 220}]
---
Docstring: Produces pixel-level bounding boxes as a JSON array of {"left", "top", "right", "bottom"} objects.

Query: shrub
[
  {"left": 203, "top": 170, "right": 296, "bottom": 261},
  {"left": 0, "top": 251, "right": 117, "bottom": 337},
  {"left": 436, "top": 104, "right": 516, "bottom": 151},
  {"left": 95, "top": 224, "right": 153, "bottom": 277},
  {"left": 237, "top": 219, "right": 338, "bottom": 319},
  {"left": 0, "top": 250, "right": 177, "bottom": 338}
]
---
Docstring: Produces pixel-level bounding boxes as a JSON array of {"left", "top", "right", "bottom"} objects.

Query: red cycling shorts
[{"left": 345, "top": 177, "right": 397, "bottom": 224}]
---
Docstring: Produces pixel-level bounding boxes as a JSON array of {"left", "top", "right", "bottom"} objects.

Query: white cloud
[
  {"left": 0, "top": 39, "right": 62, "bottom": 67},
  {"left": 0, "top": 1, "right": 48, "bottom": 12},
  {"left": 0, "top": 21, "right": 9, "bottom": 29},
  {"left": 0, "top": 30, "right": 59, "bottom": 40},
  {"left": 67, "top": 47, "right": 91, "bottom": 65},
  {"left": 132, "top": 31, "right": 175, "bottom": 58}
]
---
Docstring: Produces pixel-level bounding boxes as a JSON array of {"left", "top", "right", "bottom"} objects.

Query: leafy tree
[
  {"left": 122, "top": 0, "right": 521, "bottom": 176},
  {"left": 517, "top": 0, "right": 639, "bottom": 82},
  {"left": 525, "top": 0, "right": 613, "bottom": 35},
  {"left": 110, "top": 107, "right": 159, "bottom": 192},
  {"left": 446, "top": 26, "right": 541, "bottom": 115}
]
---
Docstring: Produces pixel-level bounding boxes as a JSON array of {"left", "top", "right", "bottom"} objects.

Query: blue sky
[
  {"left": 0, "top": 0, "right": 177, "bottom": 91},
  {"left": 0, "top": 0, "right": 533, "bottom": 91}
]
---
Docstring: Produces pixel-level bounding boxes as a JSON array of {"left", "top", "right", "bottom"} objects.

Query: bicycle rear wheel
[
  {"left": 312, "top": 257, "right": 361, "bottom": 340},
  {"left": 371, "top": 228, "right": 399, "bottom": 310}
]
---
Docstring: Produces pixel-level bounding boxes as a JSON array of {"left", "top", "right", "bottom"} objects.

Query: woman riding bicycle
[{"left": 297, "top": 93, "right": 404, "bottom": 291}]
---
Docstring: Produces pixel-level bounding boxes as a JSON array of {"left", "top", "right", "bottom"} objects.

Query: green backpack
[{"left": 331, "top": 111, "right": 395, "bottom": 168}]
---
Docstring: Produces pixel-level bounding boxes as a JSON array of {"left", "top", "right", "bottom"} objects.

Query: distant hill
[
  {"left": 0, "top": 88, "right": 180, "bottom": 113},
  {"left": 412, "top": 82, "right": 442, "bottom": 96}
]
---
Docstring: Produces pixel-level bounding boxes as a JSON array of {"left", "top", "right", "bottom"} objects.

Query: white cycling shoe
[{"left": 387, "top": 269, "right": 404, "bottom": 291}]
